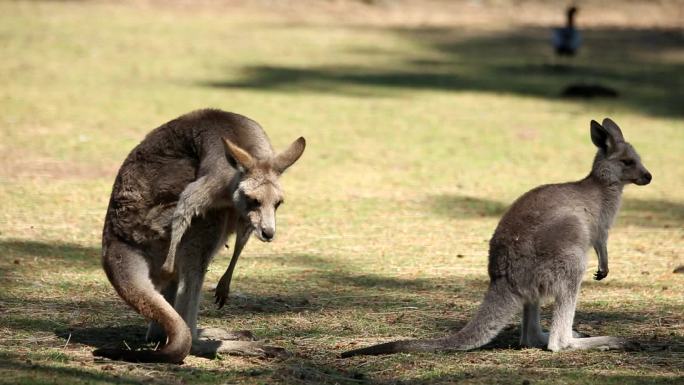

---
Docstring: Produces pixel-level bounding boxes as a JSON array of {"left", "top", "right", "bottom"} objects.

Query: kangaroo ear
[
  {"left": 273, "top": 137, "right": 306, "bottom": 174},
  {"left": 601, "top": 118, "right": 625, "bottom": 143},
  {"left": 590, "top": 120, "right": 609, "bottom": 151},
  {"left": 223, "top": 138, "right": 255, "bottom": 171},
  {"left": 590, "top": 119, "right": 621, "bottom": 153}
]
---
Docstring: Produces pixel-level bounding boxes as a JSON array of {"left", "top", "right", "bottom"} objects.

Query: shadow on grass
[
  {"left": 55, "top": 324, "right": 148, "bottom": 352},
  {"left": 3, "top": 348, "right": 682, "bottom": 385},
  {"left": 0, "top": 352, "right": 149, "bottom": 385},
  {"left": 202, "top": 26, "right": 683, "bottom": 118},
  {"left": 427, "top": 194, "right": 684, "bottom": 228},
  {"left": 1, "top": 239, "right": 682, "bottom": 384},
  {"left": 423, "top": 308, "right": 684, "bottom": 350},
  {"left": 51, "top": 266, "right": 682, "bottom": 352},
  {"left": 0, "top": 239, "right": 100, "bottom": 267},
  {"left": 619, "top": 198, "right": 684, "bottom": 228},
  {"left": 428, "top": 194, "right": 508, "bottom": 218},
  {"left": 373, "top": 370, "right": 684, "bottom": 385},
  {"left": 0, "top": 348, "right": 375, "bottom": 385}
]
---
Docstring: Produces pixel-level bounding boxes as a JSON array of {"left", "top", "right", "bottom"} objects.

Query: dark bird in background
[
  {"left": 553, "top": 6, "right": 581, "bottom": 56},
  {"left": 551, "top": 6, "right": 619, "bottom": 98}
]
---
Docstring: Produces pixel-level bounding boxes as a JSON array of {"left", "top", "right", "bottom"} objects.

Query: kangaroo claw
[
  {"left": 594, "top": 270, "right": 608, "bottom": 280},
  {"left": 214, "top": 290, "right": 228, "bottom": 309},
  {"left": 214, "top": 276, "right": 231, "bottom": 309}
]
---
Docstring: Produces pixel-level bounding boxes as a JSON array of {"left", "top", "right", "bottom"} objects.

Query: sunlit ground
[{"left": 0, "top": 1, "right": 682, "bottom": 384}]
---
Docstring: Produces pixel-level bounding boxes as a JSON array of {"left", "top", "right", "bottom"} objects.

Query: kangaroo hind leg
[
  {"left": 95, "top": 241, "right": 191, "bottom": 363},
  {"left": 521, "top": 302, "right": 548, "bottom": 348},
  {"left": 521, "top": 301, "right": 587, "bottom": 349},
  {"left": 146, "top": 280, "right": 178, "bottom": 343},
  {"left": 173, "top": 209, "right": 231, "bottom": 341},
  {"left": 173, "top": 211, "right": 288, "bottom": 359},
  {"left": 546, "top": 255, "right": 626, "bottom": 352}
]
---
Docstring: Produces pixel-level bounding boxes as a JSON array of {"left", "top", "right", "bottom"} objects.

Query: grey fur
[
  {"left": 94, "top": 109, "right": 305, "bottom": 363},
  {"left": 342, "top": 118, "right": 651, "bottom": 357}
]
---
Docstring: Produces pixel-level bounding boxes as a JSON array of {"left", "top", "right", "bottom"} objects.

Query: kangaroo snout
[
  {"left": 260, "top": 227, "right": 275, "bottom": 242},
  {"left": 636, "top": 171, "right": 652, "bottom": 186}
]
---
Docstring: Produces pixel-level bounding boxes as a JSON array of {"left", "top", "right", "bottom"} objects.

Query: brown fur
[{"left": 95, "top": 109, "right": 305, "bottom": 363}]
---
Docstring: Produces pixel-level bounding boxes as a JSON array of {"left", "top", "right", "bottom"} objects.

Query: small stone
[
  {"left": 523, "top": 380, "right": 531, "bottom": 385},
  {"left": 673, "top": 265, "right": 684, "bottom": 274},
  {"left": 13, "top": 259, "right": 20, "bottom": 265},
  {"left": 457, "top": 254, "right": 464, "bottom": 258}
]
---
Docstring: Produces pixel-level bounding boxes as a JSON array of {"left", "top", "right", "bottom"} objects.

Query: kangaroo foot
[
  {"left": 192, "top": 339, "right": 288, "bottom": 358},
  {"left": 572, "top": 330, "right": 588, "bottom": 338},
  {"left": 550, "top": 336, "right": 633, "bottom": 352},
  {"left": 197, "top": 328, "right": 256, "bottom": 341},
  {"left": 521, "top": 330, "right": 586, "bottom": 349},
  {"left": 192, "top": 328, "right": 288, "bottom": 359}
]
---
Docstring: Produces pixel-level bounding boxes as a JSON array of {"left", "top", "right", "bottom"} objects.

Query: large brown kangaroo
[
  {"left": 94, "top": 109, "right": 305, "bottom": 363},
  {"left": 343, "top": 118, "right": 651, "bottom": 357}
]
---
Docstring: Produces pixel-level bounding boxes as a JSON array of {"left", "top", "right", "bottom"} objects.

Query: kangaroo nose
[
  {"left": 644, "top": 172, "right": 652, "bottom": 182},
  {"left": 261, "top": 228, "right": 274, "bottom": 241}
]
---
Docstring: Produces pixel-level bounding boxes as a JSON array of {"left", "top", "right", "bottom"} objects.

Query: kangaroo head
[
  {"left": 223, "top": 137, "right": 306, "bottom": 242},
  {"left": 590, "top": 118, "right": 651, "bottom": 186}
]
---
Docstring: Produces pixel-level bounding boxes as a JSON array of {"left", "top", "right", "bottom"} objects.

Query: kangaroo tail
[
  {"left": 341, "top": 280, "right": 520, "bottom": 357},
  {"left": 94, "top": 241, "right": 192, "bottom": 364}
]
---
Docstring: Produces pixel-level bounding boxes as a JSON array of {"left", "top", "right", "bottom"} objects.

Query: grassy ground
[{"left": 0, "top": 1, "right": 682, "bottom": 384}]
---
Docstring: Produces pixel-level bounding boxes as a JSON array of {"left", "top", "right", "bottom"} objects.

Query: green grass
[{"left": 0, "top": 1, "right": 682, "bottom": 384}]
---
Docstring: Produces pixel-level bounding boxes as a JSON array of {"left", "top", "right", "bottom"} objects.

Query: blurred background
[{"left": 0, "top": 1, "right": 682, "bottom": 384}]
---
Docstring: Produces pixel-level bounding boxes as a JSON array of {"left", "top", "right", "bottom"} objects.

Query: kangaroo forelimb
[
  {"left": 215, "top": 221, "right": 252, "bottom": 308},
  {"left": 593, "top": 243, "right": 609, "bottom": 281},
  {"left": 162, "top": 175, "right": 225, "bottom": 277}
]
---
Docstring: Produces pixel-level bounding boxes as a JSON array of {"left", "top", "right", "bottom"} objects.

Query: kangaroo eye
[
  {"left": 246, "top": 197, "right": 260, "bottom": 210},
  {"left": 621, "top": 159, "right": 635, "bottom": 167}
]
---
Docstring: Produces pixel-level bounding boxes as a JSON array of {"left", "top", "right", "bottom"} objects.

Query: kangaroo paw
[
  {"left": 160, "top": 258, "right": 176, "bottom": 279},
  {"left": 214, "top": 275, "right": 231, "bottom": 309},
  {"left": 594, "top": 269, "right": 608, "bottom": 280}
]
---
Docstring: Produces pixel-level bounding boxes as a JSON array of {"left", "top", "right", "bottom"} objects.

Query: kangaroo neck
[
  {"left": 226, "top": 170, "right": 243, "bottom": 202},
  {"left": 583, "top": 173, "right": 624, "bottom": 231}
]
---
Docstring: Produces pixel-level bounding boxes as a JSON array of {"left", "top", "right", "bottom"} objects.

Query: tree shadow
[
  {"left": 0, "top": 349, "right": 369, "bottom": 385},
  {"left": 6, "top": 341, "right": 680, "bottom": 385},
  {"left": 428, "top": 194, "right": 508, "bottom": 218},
  {"left": 427, "top": 194, "right": 684, "bottom": 228},
  {"left": 0, "top": 239, "right": 101, "bottom": 267},
  {"left": 619, "top": 198, "right": 684, "bottom": 229},
  {"left": 202, "top": 267, "right": 476, "bottom": 318},
  {"left": 55, "top": 324, "right": 148, "bottom": 352},
  {"left": 1, "top": 239, "right": 681, "bottom": 384},
  {"left": 0, "top": 352, "right": 149, "bottom": 385},
  {"left": 201, "top": 25, "right": 683, "bottom": 118},
  {"left": 369, "top": 369, "right": 684, "bottom": 385}
]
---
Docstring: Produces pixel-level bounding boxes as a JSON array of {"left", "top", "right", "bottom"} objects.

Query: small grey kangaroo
[
  {"left": 342, "top": 118, "right": 651, "bottom": 357},
  {"left": 93, "top": 109, "right": 305, "bottom": 363}
]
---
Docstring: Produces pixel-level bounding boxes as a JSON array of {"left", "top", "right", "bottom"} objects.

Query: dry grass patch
[{"left": 0, "top": 1, "right": 682, "bottom": 384}]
